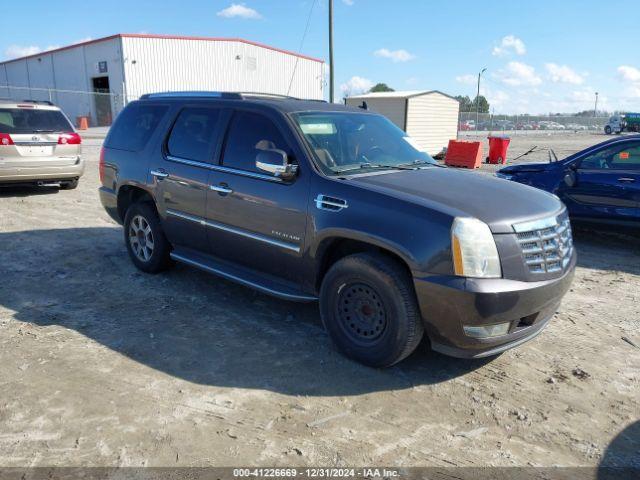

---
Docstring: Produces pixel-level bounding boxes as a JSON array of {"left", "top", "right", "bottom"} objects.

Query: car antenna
[{"left": 510, "top": 146, "right": 537, "bottom": 163}]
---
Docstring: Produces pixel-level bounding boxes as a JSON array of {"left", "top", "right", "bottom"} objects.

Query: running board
[{"left": 170, "top": 250, "right": 318, "bottom": 302}]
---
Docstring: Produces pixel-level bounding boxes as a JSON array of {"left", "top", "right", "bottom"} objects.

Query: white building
[
  {"left": 0, "top": 34, "right": 325, "bottom": 127},
  {"left": 345, "top": 90, "right": 460, "bottom": 155}
]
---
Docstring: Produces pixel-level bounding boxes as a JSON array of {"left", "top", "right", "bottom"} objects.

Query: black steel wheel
[{"left": 320, "top": 252, "right": 424, "bottom": 367}]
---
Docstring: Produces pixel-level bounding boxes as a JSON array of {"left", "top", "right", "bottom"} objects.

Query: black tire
[
  {"left": 123, "top": 201, "right": 172, "bottom": 274},
  {"left": 604, "top": 126, "right": 612, "bottom": 135},
  {"left": 319, "top": 252, "right": 424, "bottom": 368},
  {"left": 59, "top": 179, "right": 79, "bottom": 190}
]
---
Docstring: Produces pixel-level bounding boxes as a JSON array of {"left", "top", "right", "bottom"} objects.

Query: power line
[{"left": 287, "top": 0, "right": 318, "bottom": 96}]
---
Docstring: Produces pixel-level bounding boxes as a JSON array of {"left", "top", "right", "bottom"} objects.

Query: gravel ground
[{"left": 0, "top": 133, "right": 638, "bottom": 468}]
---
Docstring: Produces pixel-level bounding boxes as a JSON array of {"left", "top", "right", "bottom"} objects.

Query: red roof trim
[{"left": 0, "top": 33, "right": 324, "bottom": 65}]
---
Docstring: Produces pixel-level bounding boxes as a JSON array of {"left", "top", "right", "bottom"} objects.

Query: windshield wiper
[
  {"left": 335, "top": 163, "right": 415, "bottom": 174},
  {"left": 32, "top": 129, "right": 55, "bottom": 133},
  {"left": 397, "top": 159, "right": 436, "bottom": 168}
]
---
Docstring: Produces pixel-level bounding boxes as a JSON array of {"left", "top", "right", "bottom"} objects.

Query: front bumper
[
  {"left": 413, "top": 251, "right": 576, "bottom": 358},
  {"left": 0, "top": 158, "right": 85, "bottom": 183}
]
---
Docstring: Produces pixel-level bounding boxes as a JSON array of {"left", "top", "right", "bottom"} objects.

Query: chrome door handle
[
  {"left": 150, "top": 169, "right": 168, "bottom": 179},
  {"left": 210, "top": 184, "right": 233, "bottom": 194},
  {"left": 618, "top": 177, "right": 635, "bottom": 183}
]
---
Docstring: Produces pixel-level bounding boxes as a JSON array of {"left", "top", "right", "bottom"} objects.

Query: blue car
[{"left": 497, "top": 135, "right": 640, "bottom": 227}]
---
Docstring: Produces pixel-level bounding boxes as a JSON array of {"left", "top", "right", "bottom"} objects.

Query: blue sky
[{"left": 3, "top": 0, "right": 640, "bottom": 113}]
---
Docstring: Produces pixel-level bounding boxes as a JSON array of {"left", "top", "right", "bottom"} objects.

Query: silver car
[{"left": 0, "top": 100, "right": 84, "bottom": 189}]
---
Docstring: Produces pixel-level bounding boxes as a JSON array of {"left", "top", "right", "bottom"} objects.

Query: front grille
[{"left": 514, "top": 212, "right": 573, "bottom": 274}]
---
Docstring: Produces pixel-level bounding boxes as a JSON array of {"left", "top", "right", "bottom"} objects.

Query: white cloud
[
  {"left": 455, "top": 74, "right": 477, "bottom": 85},
  {"left": 492, "top": 35, "right": 526, "bottom": 57},
  {"left": 374, "top": 48, "right": 416, "bottom": 63},
  {"left": 545, "top": 63, "right": 584, "bottom": 85},
  {"left": 342, "top": 0, "right": 355, "bottom": 5},
  {"left": 340, "top": 76, "right": 373, "bottom": 97},
  {"left": 617, "top": 65, "right": 640, "bottom": 98},
  {"left": 495, "top": 61, "right": 542, "bottom": 86},
  {"left": 4, "top": 45, "right": 41, "bottom": 59},
  {"left": 618, "top": 65, "right": 640, "bottom": 83},
  {"left": 217, "top": 3, "right": 262, "bottom": 19}
]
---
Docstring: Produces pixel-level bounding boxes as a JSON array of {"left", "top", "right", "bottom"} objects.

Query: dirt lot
[{"left": 0, "top": 132, "right": 638, "bottom": 468}]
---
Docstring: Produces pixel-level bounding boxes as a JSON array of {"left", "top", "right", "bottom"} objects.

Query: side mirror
[
  {"left": 256, "top": 148, "right": 297, "bottom": 180},
  {"left": 564, "top": 169, "right": 577, "bottom": 187}
]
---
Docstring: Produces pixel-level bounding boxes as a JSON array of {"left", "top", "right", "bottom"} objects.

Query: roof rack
[
  {"left": 139, "top": 91, "right": 327, "bottom": 103},
  {"left": 140, "top": 91, "right": 242, "bottom": 100},
  {"left": 20, "top": 99, "right": 54, "bottom": 105}
]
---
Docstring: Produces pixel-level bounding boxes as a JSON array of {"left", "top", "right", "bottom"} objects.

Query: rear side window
[
  {"left": 166, "top": 107, "right": 221, "bottom": 162},
  {"left": 222, "top": 111, "right": 291, "bottom": 173},
  {"left": 107, "top": 103, "right": 168, "bottom": 152},
  {"left": 0, "top": 108, "right": 73, "bottom": 133}
]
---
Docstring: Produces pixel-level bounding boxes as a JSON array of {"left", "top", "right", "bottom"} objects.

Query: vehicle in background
[
  {"left": 538, "top": 121, "right": 566, "bottom": 131},
  {"left": 493, "top": 120, "right": 514, "bottom": 131},
  {"left": 459, "top": 120, "right": 475, "bottom": 131},
  {"left": 0, "top": 100, "right": 83, "bottom": 189},
  {"left": 566, "top": 123, "right": 588, "bottom": 131},
  {"left": 99, "top": 91, "right": 575, "bottom": 367},
  {"left": 605, "top": 113, "right": 640, "bottom": 135},
  {"left": 497, "top": 135, "right": 640, "bottom": 227}
]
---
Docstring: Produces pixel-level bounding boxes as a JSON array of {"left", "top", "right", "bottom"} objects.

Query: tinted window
[
  {"left": 107, "top": 103, "right": 168, "bottom": 152},
  {"left": 0, "top": 108, "right": 73, "bottom": 133},
  {"left": 222, "top": 111, "right": 290, "bottom": 173},
  {"left": 580, "top": 142, "right": 640, "bottom": 170},
  {"left": 167, "top": 107, "right": 220, "bottom": 162}
]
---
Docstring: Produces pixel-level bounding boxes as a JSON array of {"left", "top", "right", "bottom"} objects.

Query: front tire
[
  {"left": 320, "top": 253, "right": 424, "bottom": 368},
  {"left": 123, "top": 202, "right": 172, "bottom": 273}
]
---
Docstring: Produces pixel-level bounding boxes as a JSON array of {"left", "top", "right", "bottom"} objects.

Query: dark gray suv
[{"left": 99, "top": 92, "right": 576, "bottom": 367}]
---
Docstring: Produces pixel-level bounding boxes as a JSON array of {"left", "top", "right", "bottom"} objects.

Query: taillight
[
  {"left": 0, "top": 133, "right": 14, "bottom": 146},
  {"left": 58, "top": 132, "right": 82, "bottom": 145},
  {"left": 99, "top": 147, "right": 105, "bottom": 183}
]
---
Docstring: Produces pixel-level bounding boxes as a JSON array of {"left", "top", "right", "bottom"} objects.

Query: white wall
[
  {"left": 121, "top": 37, "right": 324, "bottom": 101},
  {"left": 345, "top": 97, "right": 406, "bottom": 129},
  {"left": 406, "top": 93, "right": 459, "bottom": 155},
  {"left": 0, "top": 37, "right": 126, "bottom": 126}
]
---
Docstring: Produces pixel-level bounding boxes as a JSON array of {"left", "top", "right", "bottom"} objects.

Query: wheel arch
[
  {"left": 312, "top": 229, "right": 418, "bottom": 292},
  {"left": 117, "top": 183, "right": 156, "bottom": 223}
]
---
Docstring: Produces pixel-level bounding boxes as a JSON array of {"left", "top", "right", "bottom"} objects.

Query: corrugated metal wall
[
  {"left": 122, "top": 37, "right": 325, "bottom": 100},
  {"left": 0, "top": 37, "right": 126, "bottom": 126},
  {"left": 406, "top": 93, "right": 459, "bottom": 155}
]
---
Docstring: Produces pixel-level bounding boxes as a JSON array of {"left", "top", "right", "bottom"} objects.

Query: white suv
[{"left": 0, "top": 100, "right": 84, "bottom": 189}]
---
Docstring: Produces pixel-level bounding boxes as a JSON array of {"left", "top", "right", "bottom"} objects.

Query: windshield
[
  {"left": 0, "top": 108, "right": 74, "bottom": 134},
  {"left": 292, "top": 112, "right": 437, "bottom": 175}
]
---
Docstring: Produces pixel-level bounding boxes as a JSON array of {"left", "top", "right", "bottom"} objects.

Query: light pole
[
  {"left": 328, "top": 0, "right": 334, "bottom": 103},
  {"left": 594, "top": 92, "right": 599, "bottom": 117},
  {"left": 476, "top": 67, "right": 487, "bottom": 131}
]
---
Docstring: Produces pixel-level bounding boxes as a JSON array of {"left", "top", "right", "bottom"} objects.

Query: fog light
[{"left": 463, "top": 322, "right": 511, "bottom": 338}]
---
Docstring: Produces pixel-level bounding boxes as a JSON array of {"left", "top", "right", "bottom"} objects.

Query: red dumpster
[{"left": 487, "top": 136, "right": 510, "bottom": 164}]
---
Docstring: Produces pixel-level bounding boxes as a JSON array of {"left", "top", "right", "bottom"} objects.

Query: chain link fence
[
  {"left": 457, "top": 111, "right": 609, "bottom": 135},
  {"left": 0, "top": 84, "right": 134, "bottom": 128}
]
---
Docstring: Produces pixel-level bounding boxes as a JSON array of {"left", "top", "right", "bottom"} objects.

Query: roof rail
[
  {"left": 140, "top": 91, "right": 243, "bottom": 100},
  {"left": 238, "top": 92, "right": 327, "bottom": 103},
  {"left": 20, "top": 99, "right": 54, "bottom": 105}
]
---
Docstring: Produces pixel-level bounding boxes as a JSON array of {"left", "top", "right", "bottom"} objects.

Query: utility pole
[
  {"left": 476, "top": 68, "right": 487, "bottom": 130},
  {"left": 328, "top": 0, "right": 334, "bottom": 103},
  {"left": 594, "top": 92, "right": 599, "bottom": 117}
]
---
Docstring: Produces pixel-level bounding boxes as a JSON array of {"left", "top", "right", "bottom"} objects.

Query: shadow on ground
[
  {"left": 0, "top": 227, "right": 494, "bottom": 397},
  {"left": 0, "top": 185, "right": 61, "bottom": 198},
  {"left": 573, "top": 225, "right": 640, "bottom": 275},
  {"left": 1, "top": 225, "right": 638, "bottom": 396},
  {"left": 598, "top": 420, "right": 640, "bottom": 478}
]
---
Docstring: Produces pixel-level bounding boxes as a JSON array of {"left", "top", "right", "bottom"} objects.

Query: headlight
[
  {"left": 451, "top": 217, "right": 501, "bottom": 278},
  {"left": 495, "top": 172, "right": 514, "bottom": 180}
]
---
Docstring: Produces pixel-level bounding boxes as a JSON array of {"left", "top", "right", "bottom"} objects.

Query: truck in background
[{"left": 604, "top": 113, "right": 640, "bottom": 134}]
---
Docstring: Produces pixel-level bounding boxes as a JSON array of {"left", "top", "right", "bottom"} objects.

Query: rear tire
[
  {"left": 59, "top": 179, "right": 79, "bottom": 190},
  {"left": 319, "top": 253, "right": 424, "bottom": 368},
  {"left": 604, "top": 126, "right": 612, "bottom": 135},
  {"left": 123, "top": 201, "right": 172, "bottom": 273}
]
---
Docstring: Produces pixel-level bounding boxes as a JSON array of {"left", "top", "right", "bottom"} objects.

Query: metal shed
[
  {"left": 0, "top": 34, "right": 325, "bottom": 127},
  {"left": 345, "top": 90, "right": 460, "bottom": 155}
]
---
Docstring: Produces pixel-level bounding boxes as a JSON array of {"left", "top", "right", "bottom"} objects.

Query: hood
[
  {"left": 348, "top": 167, "right": 564, "bottom": 234},
  {"left": 499, "top": 162, "right": 551, "bottom": 173}
]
